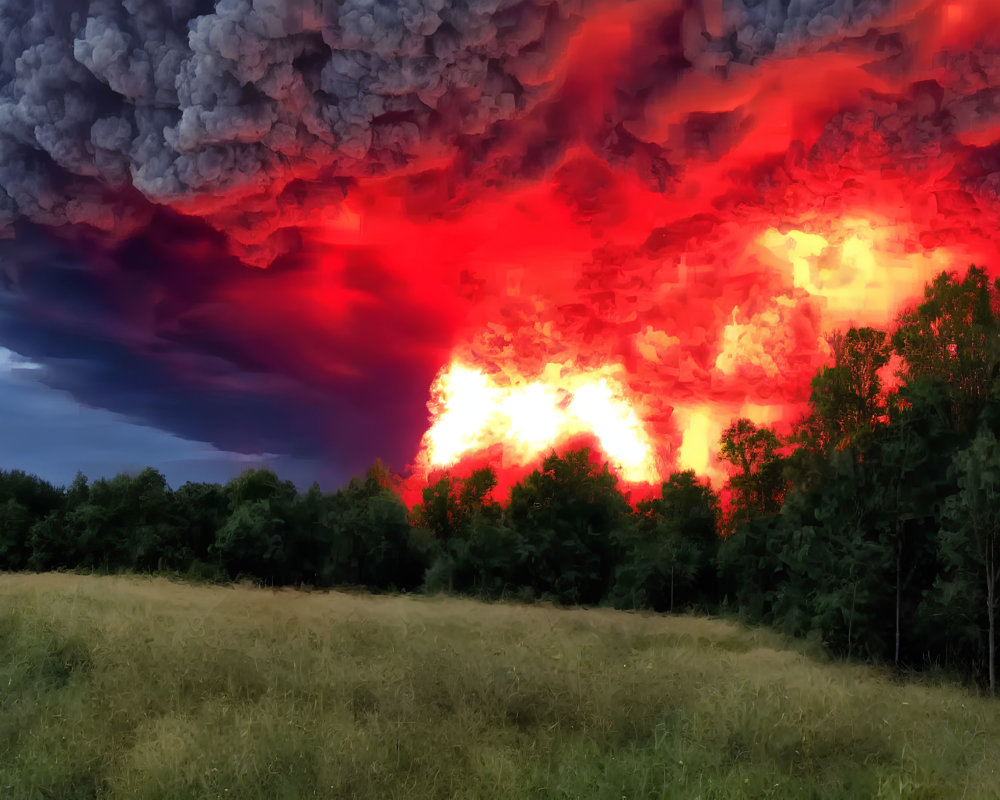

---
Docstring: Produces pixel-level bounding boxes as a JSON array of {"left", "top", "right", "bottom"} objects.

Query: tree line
[{"left": 3, "top": 266, "right": 1000, "bottom": 689}]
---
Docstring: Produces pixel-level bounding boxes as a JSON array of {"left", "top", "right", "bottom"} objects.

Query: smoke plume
[{"left": 1, "top": 0, "right": 999, "bottom": 487}]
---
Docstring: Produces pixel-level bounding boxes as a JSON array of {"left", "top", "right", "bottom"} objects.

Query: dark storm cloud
[
  {"left": 0, "top": 0, "right": 903, "bottom": 243},
  {"left": 0, "top": 349, "right": 331, "bottom": 489},
  {"left": 1, "top": 0, "right": 998, "bottom": 483},
  {"left": 0, "top": 216, "right": 445, "bottom": 473},
  {"left": 0, "top": 0, "right": 594, "bottom": 262}
]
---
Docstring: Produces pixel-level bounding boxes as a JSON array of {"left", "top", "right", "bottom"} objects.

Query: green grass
[{"left": 1, "top": 574, "right": 998, "bottom": 799}]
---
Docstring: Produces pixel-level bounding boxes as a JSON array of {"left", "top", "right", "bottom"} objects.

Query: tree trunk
[
  {"left": 670, "top": 566, "right": 675, "bottom": 614},
  {"left": 895, "top": 540, "right": 902, "bottom": 668},
  {"left": 894, "top": 471, "right": 903, "bottom": 670},
  {"left": 988, "top": 588, "right": 995, "bottom": 694},
  {"left": 988, "top": 537, "right": 996, "bottom": 694},
  {"left": 847, "top": 580, "right": 857, "bottom": 661}
]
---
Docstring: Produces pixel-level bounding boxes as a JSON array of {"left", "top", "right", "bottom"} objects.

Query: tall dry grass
[{"left": 1, "top": 573, "right": 998, "bottom": 799}]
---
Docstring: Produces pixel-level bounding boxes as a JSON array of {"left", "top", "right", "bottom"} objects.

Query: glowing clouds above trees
[
  {"left": 418, "top": 210, "right": 970, "bottom": 489},
  {"left": 756, "top": 222, "right": 957, "bottom": 327},
  {"left": 3, "top": 0, "right": 1000, "bottom": 486},
  {"left": 422, "top": 362, "right": 656, "bottom": 483}
]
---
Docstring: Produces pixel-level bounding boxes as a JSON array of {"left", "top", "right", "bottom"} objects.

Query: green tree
[
  {"left": 457, "top": 467, "right": 500, "bottom": 520},
  {"left": 0, "top": 469, "right": 64, "bottom": 570},
  {"left": 173, "top": 481, "right": 228, "bottom": 574},
  {"left": 214, "top": 501, "right": 290, "bottom": 582},
  {"left": 61, "top": 499, "right": 111, "bottom": 569},
  {"left": 289, "top": 482, "right": 337, "bottom": 586},
  {"left": 507, "top": 449, "right": 630, "bottom": 605},
  {"left": 938, "top": 427, "right": 1000, "bottom": 691},
  {"left": 29, "top": 473, "right": 89, "bottom": 571},
  {"left": 809, "top": 326, "right": 891, "bottom": 449},
  {"left": 716, "top": 513, "right": 781, "bottom": 622},
  {"left": 413, "top": 467, "right": 506, "bottom": 595},
  {"left": 718, "top": 419, "right": 787, "bottom": 529},
  {"left": 325, "top": 463, "right": 424, "bottom": 591},
  {"left": 413, "top": 473, "right": 461, "bottom": 543},
  {"left": 767, "top": 451, "right": 892, "bottom": 659},
  {"left": 118, "top": 468, "right": 176, "bottom": 571},
  {"left": 871, "top": 381, "right": 955, "bottom": 667},
  {"left": 70, "top": 468, "right": 179, "bottom": 572},
  {"left": 892, "top": 265, "right": 1000, "bottom": 431},
  {"left": 612, "top": 471, "right": 719, "bottom": 612},
  {"left": 215, "top": 469, "right": 298, "bottom": 582},
  {"left": 413, "top": 467, "right": 500, "bottom": 543},
  {"left": 0, "top": 498, "right": 33, "bottom": 570},
  {"left": 26, "top": 512, "right": 69, "bottom": 571}
]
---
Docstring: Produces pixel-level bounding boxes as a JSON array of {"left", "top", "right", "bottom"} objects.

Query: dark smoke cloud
[
  {"left": 1, "top": 0, "right": 1000, "bottom": 484},
  {"left": 0, "top": 0, "right": 589, "bottom": 260}
]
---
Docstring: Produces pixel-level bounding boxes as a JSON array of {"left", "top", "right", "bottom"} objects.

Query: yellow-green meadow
[{"left": 2, "top": 573, "right": 997, "bottom": 799}]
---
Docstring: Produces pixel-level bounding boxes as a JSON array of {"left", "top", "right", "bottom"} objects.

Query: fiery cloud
[
  {"left": 1, "top": 0, "right": 1000, "bottom": 489},
  {"left": 422, "top": 361, "right": 656, "bottom": 483}
]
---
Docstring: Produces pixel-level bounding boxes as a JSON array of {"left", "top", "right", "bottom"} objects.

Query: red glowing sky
[{"left": 2, "top": 0, "right": 1000, "bottom": 491}]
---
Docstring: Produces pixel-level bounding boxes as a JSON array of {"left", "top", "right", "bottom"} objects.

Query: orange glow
[
  {"left": 757, "top": 220, "right": 956, "bottom": 326},
  {"left": 673, "top": 405, "right": 727, "bottom": 485},
  {"left": 420, "top": 361, "right": 656, "bottom": 484},
  {"left": 424, "top": 365, "right": 500, "bottom": 466},
  {"left": 414, "top": 205, "right": 992, "bottom": 494},
  {"left": 568, "top": 380, "right": 653, "bottom": 480}
]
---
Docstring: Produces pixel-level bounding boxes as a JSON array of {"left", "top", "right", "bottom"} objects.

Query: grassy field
[{"left": 1, "top": 574, "right": 998, "bottom": 800}]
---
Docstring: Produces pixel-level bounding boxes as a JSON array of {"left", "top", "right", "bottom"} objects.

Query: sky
[
  {"left": 1, "top": 0, "right": 1000, "bottom": 493},
  {"left": 0, "top": 346, "right": 325, "bottom": 488}
]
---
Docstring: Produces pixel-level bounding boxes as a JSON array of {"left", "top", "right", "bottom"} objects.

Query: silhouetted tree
[
  {"left": 612, "top": 471, "right": 719, "bottom": 612},
  {"left": 0, "top": 469, "right": 63, "bottom": 570},
  {"left": 809, "top": 326, "right": 891, "bottom": 449},
  {"left": 938, "top": 427, "right": 1000, "bottom": 691},
  {"left": 507, "top": 449, "right": 629, "bottom": 604},
  {"left": 718, "top": 419, "right": 786, "bottom": 530},
  {"left": 414, "top": 467, "right": 511, "bottom": 595},
  {"left": 326, "top": 462, "right": 424, "bottom": 590},
  {"left": 892, "top": 265, "right": 1000, "bottom": 432}
]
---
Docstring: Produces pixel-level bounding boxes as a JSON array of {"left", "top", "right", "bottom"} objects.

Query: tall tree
[
  {"left": 769, "top": 451, "right": 893, "bottom": 660},
  {"left": 326, "top": 462, "right": 424, "bottom": 590},
  {"left": 809, "top": 326, "right": 891, "bottom": 449},
  {"left": 412, "top": 467, "right": 500, "bottom": 542},
  {"left": 718, "top": 419, "right": 787, "bottom": 530},
  {"left": 872, "top": 381, "right": 955, "bottom": 667},
  {"left": 612, "top": 471, "right": 719, "bottom": 612},
  {"left": 892, "top": 265, "right": 1000, "bottom": 432},
  {"left": 115, "top": 467, "right": 176, "bottom": 571},
  {"left": 215, "top": 468, "right": 298, "bottom": 582},
  {"left": 173, "top": 481, "right": 228, "bottom": 571},
  {"left": 0, "top": 498, "right": 33, "bottom": 571},
  {"left": 507, "top": 449, "right": 629, "bottom": 604},
  {"left": 412, "top": 473, "right": 462, "bottom": 543},
  {"left": 413, "top": 467, "right": 507, "bottom": 595},
  {"left": 938, "top": 427, "right": 1000, "bottom": 692},
  {"left": 290, "top": 482, "right": 335, "bottom": 586}
]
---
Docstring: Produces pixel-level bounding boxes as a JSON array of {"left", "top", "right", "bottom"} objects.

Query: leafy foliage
[
  {"left": 937, "top": 427, "right": 1000, "bottom": 690},
  {"left": 809, "top": 326, "right": 891, "bottom": 449},
  {"left": 892, "top": 265, "right": 1000, "bottom": 431},
  {"left": 718, "top": 418, "right": 787, "bottom": 529},
  {"left": 612, "top": 471, "right": 719, "bottom": 612},
  {"left": 507, "top": 449, "right": 630, "bottom": 604}
]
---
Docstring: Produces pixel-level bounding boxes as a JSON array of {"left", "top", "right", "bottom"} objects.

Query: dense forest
[{"left": 4, "top": 266, "right": 1000, "bottom": 690}]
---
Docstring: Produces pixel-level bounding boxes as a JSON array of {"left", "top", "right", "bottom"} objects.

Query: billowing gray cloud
[
  {"left": 1, "top": 0, "right": 999, "bottom": 487},
  {"left": 0, "top": 0, "right": 921, "bottom": 255}
]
